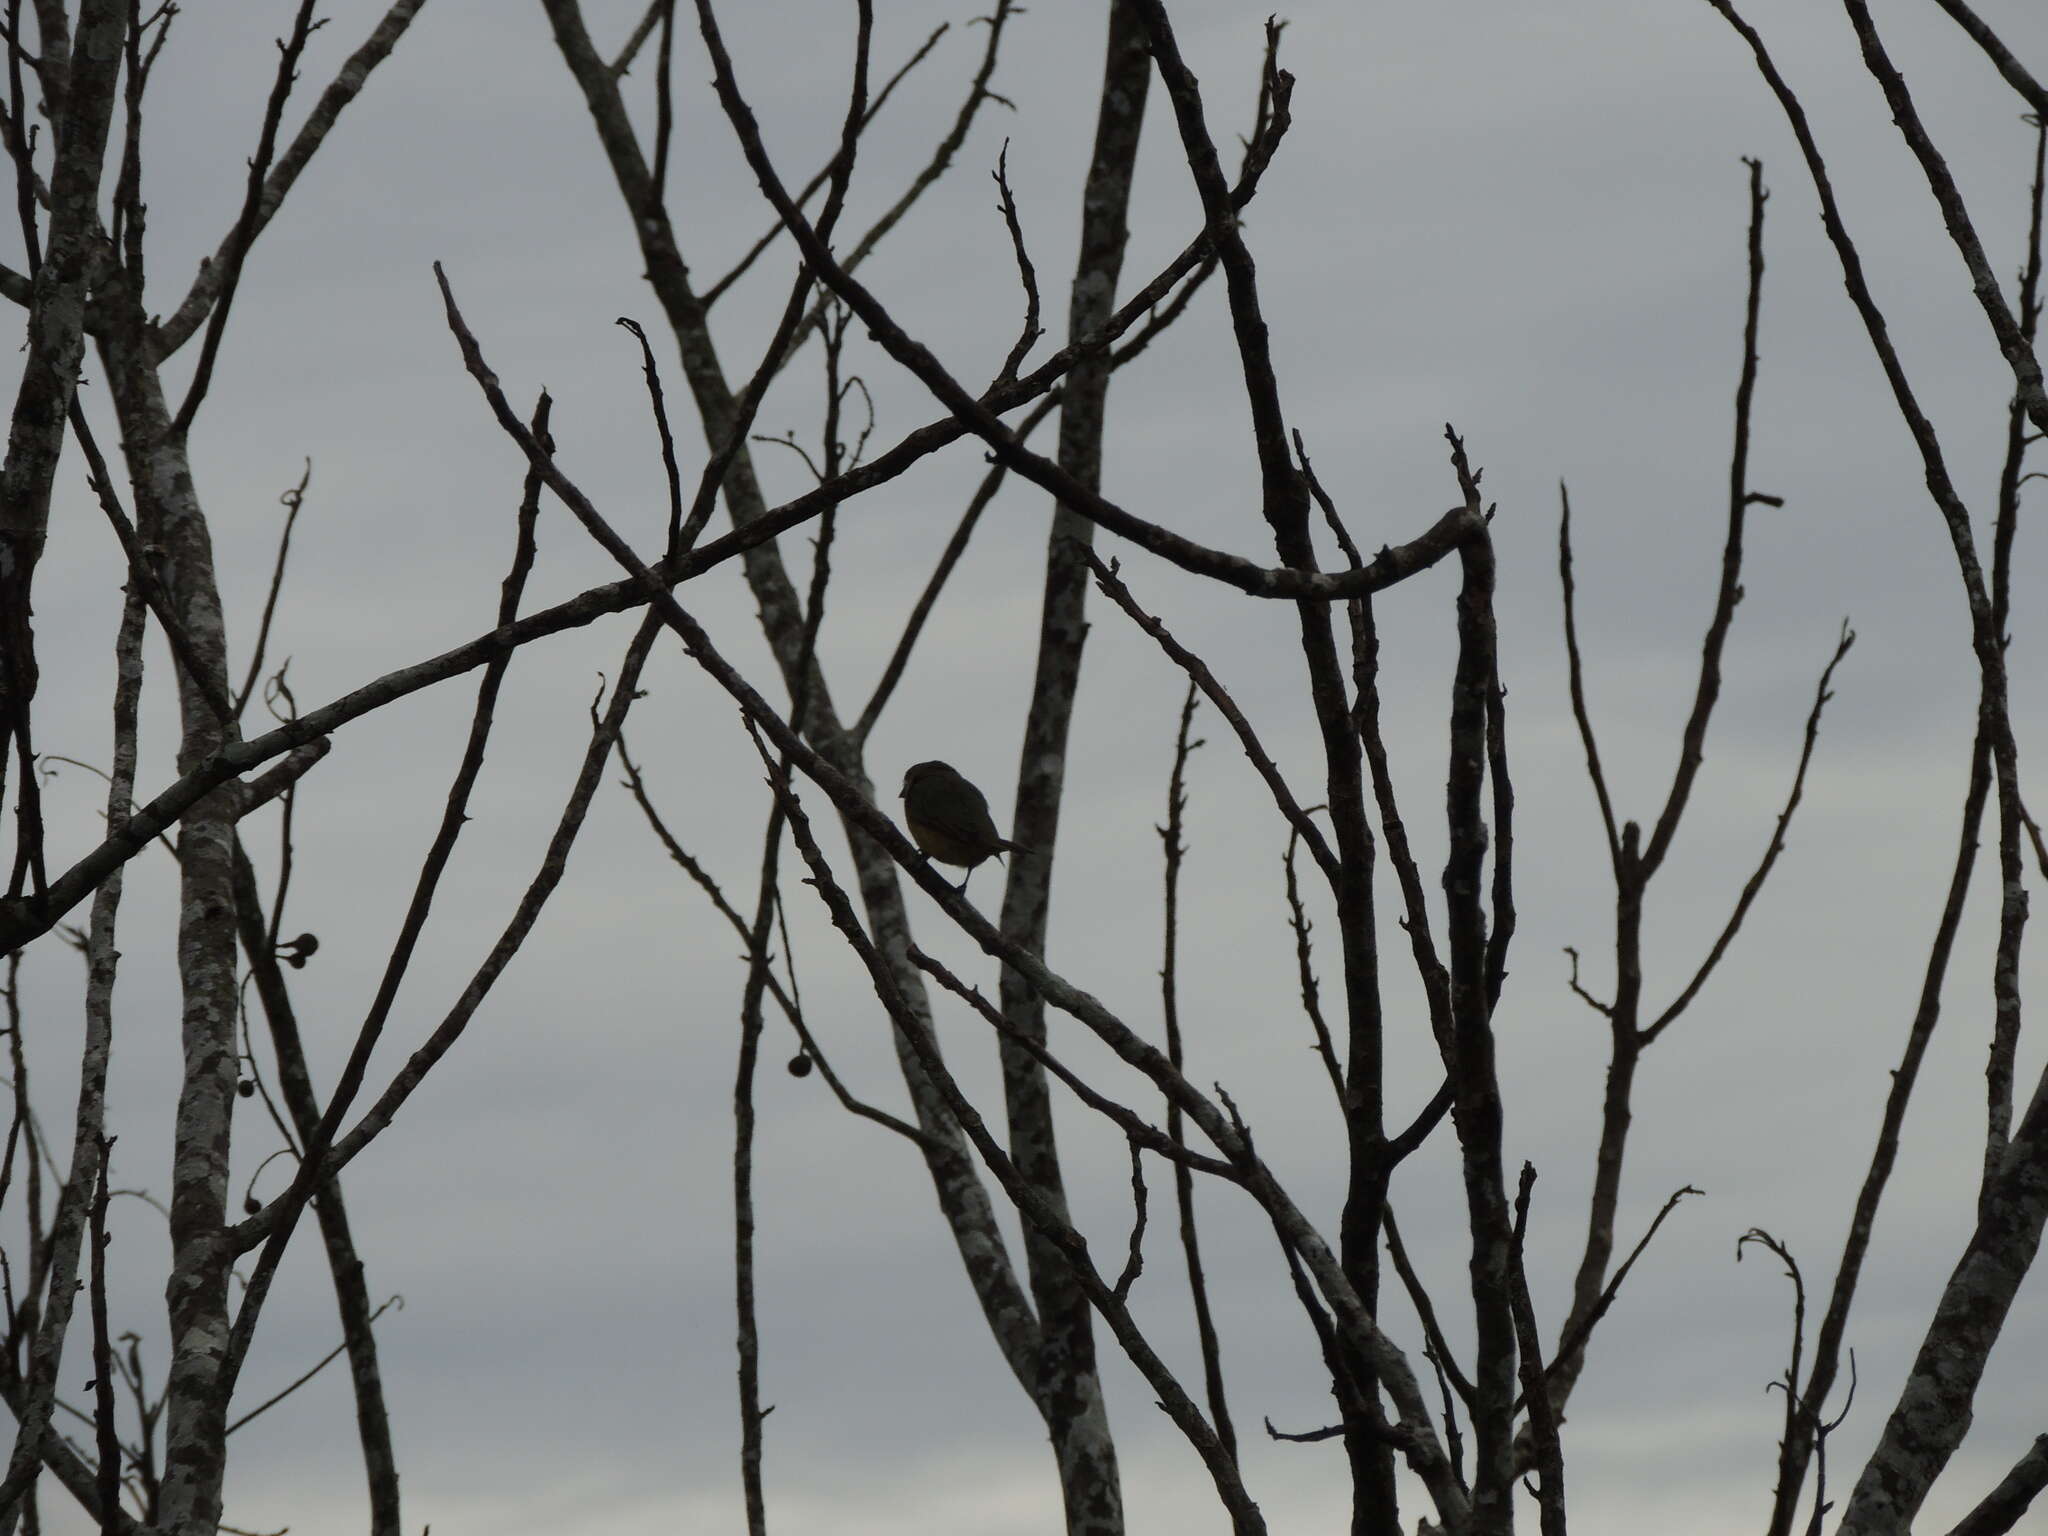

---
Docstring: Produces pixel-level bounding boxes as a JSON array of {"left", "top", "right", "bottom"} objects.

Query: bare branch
[
  {"left": 232, "top": 462, "right": 313, "bottom": 718},
  {"left": 1111, "top": 1140, "right": 1149, "bottom": 1304},
  {"left": 1538, "top": 1183, "right": 1701, "bottom": 1405},
  {"left": 701, "top": 19, "right": 954, "bottom": 308},
  {"left": 220, "top": 392, "right": 604, "bottom": 1387},
  {"left": 223, "top": 1296, "right": 403, "bottom": 1437},
  {"left": 758, "top": 0, "right": 1019, "bottom": 356},
  {"left": 1508, "top": 1166, "right": 1566, "bottom": 1536},
  {"left": 1638, "top": 156, "right": 1773, "bottom": 881},
  {"left": 174, "top": 1, "right": 324, "bottom": 433},
  {"left": 607, "top": 0, "right": 667, "bottom": 78},
  {"left": 1641, "top": 620, "right": 1854, "bottom": 1044},
  {"left": 1382, "top": 1205, "right": 1475, "bottom": 1407},
  {"left": 1558, "top": 482, "right": 1622, "bottom": 869},
  {"left": 154, "top": 1, "right": 429, "bottom": 358},
  {"left": 1925, "top": 1, "right": 2048, "bottom": 118},
  {"left": 1838, "top": 0, "right": 2048, "bottom": 437},
  {"left": 1281, "top": 817, "right": 1345, "bottom": 1104},
  {"left": 911, "top": 946, "right": 1238, "bottom": 1181},
  {"left": 1945, "top": 1435, "right": 2048, "bottom": 1536},
  {"left": 1158, "top": 680, "right": 1236, "bottom": 1456},
  {"left": 851, "top": 393, "right": 1057, "bottom": 743},
  {"left": 1085, "top": 551, "right": 1337, "bottom": 877},
  {"left": 989, "top": 141, "right": 1041, "bottom": 385},
  {"left": 690, "top": 0, "right": 1483, "bottom": 604}
]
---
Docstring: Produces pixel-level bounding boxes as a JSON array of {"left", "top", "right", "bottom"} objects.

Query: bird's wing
[{"left": 935, "top": 780, "right": 1003, "bottom": 845}]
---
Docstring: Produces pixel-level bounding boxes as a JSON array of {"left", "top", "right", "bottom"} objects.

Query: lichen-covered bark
[
  {"left": 1837, "top": 1083, "right": 2048, "bottom": 1534},
  {"left": 98, "top": 318, "right": 241, "bottom": 1536},
  {"left": 989, "top": 5, "right": 1148, "bottom": 1530}
]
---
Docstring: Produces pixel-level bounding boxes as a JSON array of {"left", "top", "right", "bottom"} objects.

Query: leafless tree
[
  {"left": 524, "top": 3, "right": 2048, "bottom": 1534},
  {"left": 0, "top": 2, "right": 2041, "bottom": 1535}
]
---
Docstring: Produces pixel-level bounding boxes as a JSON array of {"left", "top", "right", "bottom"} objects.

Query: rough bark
[
  {"left": 990, "top": 4, "right": 1149, "bottom": 1530},
  {"left": 1837, "top": 1082, "right": 2048, "bottom": 1534},
  {"left": 97, "top": 312, "right": 241, "bottom": 1536}
]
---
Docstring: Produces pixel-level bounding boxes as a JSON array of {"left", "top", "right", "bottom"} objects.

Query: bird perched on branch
[{"left": 900, "top": 760, "right": 1017, "bottom": 893}]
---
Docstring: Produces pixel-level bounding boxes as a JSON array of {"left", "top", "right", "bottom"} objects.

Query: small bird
[{"left": 900, "top": 760, "right": 1016, "bottom": 892}]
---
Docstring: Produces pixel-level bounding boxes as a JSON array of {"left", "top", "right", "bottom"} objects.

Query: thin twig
[
  {"left": 233, "top": 461, "right": 312, "bottom": 717},
  {"left": 851, "top": 392, "right": 1058, "bottom": 743},
  {"left": 607, "top": 0, "right": 667, "bottom": 77},
  {"left": 910, "top": 947, "right": 1238, "bottom": 1180},
  {"left": 222, "top": 1295, "right": 403, "bottom": 1435},
  {"left": 617, "top": 319, "right": 686, "bottom": 559},
  {"left": 1383, "top": 1205, "right": 1475, "bottom": 1406},
  {"left": 699, "top": 19, "right": 956, "bottom": 308},
  {"left": 1557, "top": 483, "right": 1621, "bottom": 868},
  {"left": 1280, "top": 816, "right": 1344, "bottom": 1104},
  {"left": 234, "top": 613, "right": 668, "bottom": 1256},
  {"left": 173, "top": 0, "right": 324, "bottom": 432},
  {"left": 648, "top": 0, "right": 674, "bottom": 200},
  {"left": 615, "top": 732, "right": 935, "bottom": 1148},
  {"left": 1637, "top": 155, "right": 1775, "bottom": 885},
  {"left": 1111, "top": 1139, "right": 1149, "bottom": 1303},
  {"left": 1641, "top": 621, "right": 1854, "bottom": 1045},
  {"left": 1536, "top": 1184, "right": 1701, "bottom": 1405},
  {"left": 1159, "top": 680, "right": 1236, "bottom": 1456},
  {"left": 152, "top": 0, "right": 429, "bottom": 359},
  {"left": 989, "top": 140, "right": 1041, "bottom": 384},
  {"left": 220, "top": 389, "right": 577, "bottom": 1389},
  {"left": 1086, "top": 550, "right": 1337, "bottom": 876},
  {"left": 758, "top": 0, "right": 1019, "bottom": 358}
]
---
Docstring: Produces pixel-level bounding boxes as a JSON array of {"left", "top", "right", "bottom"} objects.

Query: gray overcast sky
[{"left": 9, "top": 0, "right": 2048, "bottom": 1531}]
